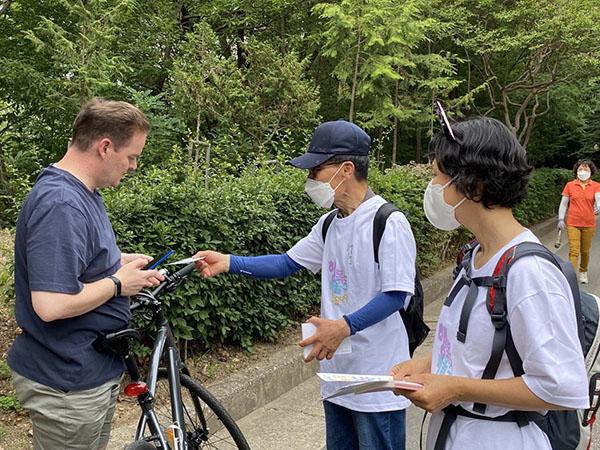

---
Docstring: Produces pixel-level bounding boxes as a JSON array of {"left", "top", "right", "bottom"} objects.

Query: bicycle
[{"left": 95, "top": 262, "right": 251, "bottom": 450}]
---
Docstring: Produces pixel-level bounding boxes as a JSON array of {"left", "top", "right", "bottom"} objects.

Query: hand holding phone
[{"left": 143, "top": 248, "right": 174, "bottom": 270}]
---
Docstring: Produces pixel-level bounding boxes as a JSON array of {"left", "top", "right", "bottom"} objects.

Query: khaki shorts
[{"left": 11, "top": 370, "right": 121, "bottom": 450}]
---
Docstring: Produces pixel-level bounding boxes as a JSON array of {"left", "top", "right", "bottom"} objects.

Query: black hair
[
  {"left": 573, "top": 159, "right": 597, "bottom": 176},
  {"left": 428, "top": 116, "right": 533, "bottom": 209},
  {"left": 328, "top": 154, "right": 369, "bottom": 181}
]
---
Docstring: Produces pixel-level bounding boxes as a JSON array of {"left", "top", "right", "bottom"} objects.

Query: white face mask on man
[
  {"left": 423, "top": 179, "right": 466, "bottom": 231},
  {"left": 304, "top": 164, "right": 345, "bottom": 208},
  {"left": 578, "top": 170, "right": 591, "bottom": 181}
]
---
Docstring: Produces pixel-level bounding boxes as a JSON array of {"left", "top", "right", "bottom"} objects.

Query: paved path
[{"left": 236, "top": 223, "right": 600, "bottom": 449}]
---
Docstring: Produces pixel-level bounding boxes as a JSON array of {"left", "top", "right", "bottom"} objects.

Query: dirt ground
[{"left": 0, "top": 229, "right": 303, "bottom": 449}]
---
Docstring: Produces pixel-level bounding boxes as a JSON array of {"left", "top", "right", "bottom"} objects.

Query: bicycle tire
[
  {"left": 124, "top": 440, "right": 156, "bottom": 450},
  {"left": 150, "top": 368, "right": 250, "bottom": 450}
]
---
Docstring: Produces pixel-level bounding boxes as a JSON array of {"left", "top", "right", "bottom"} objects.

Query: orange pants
[{"left": 567, "top": 225, "right": 596, "bottom": 272}]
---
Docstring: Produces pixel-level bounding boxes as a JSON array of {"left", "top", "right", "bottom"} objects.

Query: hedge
[{"left": 96, "top": 156, "right": 568, "bottom": 351}]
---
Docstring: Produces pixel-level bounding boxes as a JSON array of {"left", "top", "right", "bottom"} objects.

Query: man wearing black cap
[{"left": 193, "top": 119, "right": 416, "bottom": 449}]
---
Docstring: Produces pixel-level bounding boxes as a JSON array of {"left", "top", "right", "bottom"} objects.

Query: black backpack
[
  {"left": 433, "top": 239, "right": 600, "bottom": 450},
  {"left": 321, "top": 202, "right": 429, "bottom": 356}
]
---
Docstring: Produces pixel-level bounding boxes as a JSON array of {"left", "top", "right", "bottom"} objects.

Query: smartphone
[{"left": 143, "top": 248, "right": 174, "bottom": 270}]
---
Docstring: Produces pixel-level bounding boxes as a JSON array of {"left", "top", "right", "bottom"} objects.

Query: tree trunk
[
  {"left": 280, "top": 9, "right": 286, "bottom": 56},
  {"left": 236, "top": 28, "right": 246, "bottom": 68},
  {"left": 416, "top": 127, "right": 422, "bottom": 163},
  {"left": 377, "top": 127, "right": 383, "bottom": 170},
  {"left": 188, "top": 107, "right": 202, "bottom": 166},
  {"left": 392, "top": 68, "right": 400, "bottom": 167},
  {"left": 80, "top": 0, "right": 88, "bottom": 107},
  {"left": 392, "top": 117, "right": 398, "bottom": 168},
  {"left": 349, "top": 30, "right": 361, "bottom": 123},
  {"left": 155, "top": 2, "right": 185, "bottom": 92},
  {"left": 204, "top": 142, "right": 211, "bottom": 189},
  {"left": 0, "top": 145, "right": 6, "bottom": 183}
]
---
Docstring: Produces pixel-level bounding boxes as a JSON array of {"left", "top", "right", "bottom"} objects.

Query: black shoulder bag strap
[
  {"left": 321, "top": 209, "right": 339, "bottom": 243},
  {"left": 373, "top": 202, "right": 401, "bottom": 264}
]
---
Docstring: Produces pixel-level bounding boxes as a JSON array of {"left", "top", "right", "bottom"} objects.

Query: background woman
[
  {"left": 389, "top": 114, "right": 588, "bottom": 450},
  {"left": 558, "top": 159, "right": 600, "bottom": 283}
]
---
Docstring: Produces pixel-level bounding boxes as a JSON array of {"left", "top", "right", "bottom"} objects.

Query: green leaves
[{"left": 98, "top": 160, "right": 567, "bottom": 352}]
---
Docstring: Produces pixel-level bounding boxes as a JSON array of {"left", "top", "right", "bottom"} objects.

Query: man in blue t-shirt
[{"left": 8, "top": 98, "right": 163, "bottom": 450}]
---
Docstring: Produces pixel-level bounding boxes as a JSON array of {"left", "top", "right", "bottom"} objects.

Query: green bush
[
  {"left": 102, "top": 158, "right": 567, "bottom": 351},
  {"left": 0, "top": 151, "right": 570, "bottom": 352},
  {"left": 104, "top": 154, "right": 324, "bottom": 351},
  {"left": 368, "top": 163, "right": 471, "bottom": 275},
  {"left": 513, "top": 168, "right": 572, "bottom": 226},
  {"left": 0, "top": 392, "right": 22, "bottom": 414}
]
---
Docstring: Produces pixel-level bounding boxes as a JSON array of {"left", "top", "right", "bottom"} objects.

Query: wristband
[{"left": 108, "top": 275, "right": 121, "bottom": 297}]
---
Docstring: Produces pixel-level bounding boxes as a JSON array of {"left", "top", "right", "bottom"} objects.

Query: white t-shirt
[
  {"left": 427, "top": 230, "right": 589, "bottom": 450},
  {"left": 288, "top": 195, "right": 417, "bottom": 412}
]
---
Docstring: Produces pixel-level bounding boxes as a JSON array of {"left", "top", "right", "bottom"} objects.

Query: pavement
[{"left": 109, "top": 215, "right": 600, "bottom": 449}]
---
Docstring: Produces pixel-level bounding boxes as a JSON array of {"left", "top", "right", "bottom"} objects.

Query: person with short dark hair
[
  {"left": 389, "top": 112, "right": 588, "bottom": 450},
  {"left": 8, "top": 98, "right": 163, "bottom": 450},
  {"left": 192, "top": 119, "right": 417, "bottom": 449},
  {"left": 557, "top": 158, "right": 600, "bottom": 283}
]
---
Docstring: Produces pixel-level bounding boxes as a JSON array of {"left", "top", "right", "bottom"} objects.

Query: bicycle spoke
[{"left": 148, "top": 370, "right": 249, "bottom": 449}]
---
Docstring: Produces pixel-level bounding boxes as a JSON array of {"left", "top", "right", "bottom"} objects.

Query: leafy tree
[
  {"left": 0, "top": 0, "right": 134, "bottom": 163},
  {"left": 451, "top": 0, "right": 600, "bottom": 149},
  {"left": 229, "top": 40, "right": 320, "bottom": 153},
  {"left": 187, "top": 0, "right": 317, "bottom": 61},
  {"left": 581, "top": 78, "right": 600, "bottom": 157},
  {"left": 111, "top": 1, "right": 187, "bottom": 93},
  {"left": 171, "top": 24, "right": 320, "bottom": 160},
  {"left": 171, "top": 22, "right": 228, "bottom": 169},
  {"left": 356, "top": 0, "right": 466, "bottom": 165},
  {"left": 313, "top": 0, "right": 380, "bottom": 124},
  {"left": 313, "top": 0, "right": 466, "bottom": 165}
]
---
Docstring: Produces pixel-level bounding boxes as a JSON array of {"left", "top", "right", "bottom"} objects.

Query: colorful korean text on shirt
[
  {"left": 436, "top": 323, "right": 453, "bottom": 375},
  {"left": 329, "top": 259, "right": 348, "bottom": 305}
]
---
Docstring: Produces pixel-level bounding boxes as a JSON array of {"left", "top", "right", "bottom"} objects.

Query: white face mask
[
  {"left": 578, "top": 170, "right": 591, "bottom": 181},
  {"left": 304, "top": 164, "right": 345, "bottom": 208},
  {"left": 423, "top": 179, "right": 466, "bottom": 231}
]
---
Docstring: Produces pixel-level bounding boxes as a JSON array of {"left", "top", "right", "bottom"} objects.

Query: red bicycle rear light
[{"left": 124, "top": 381, "right": 148, "bottom": 397}]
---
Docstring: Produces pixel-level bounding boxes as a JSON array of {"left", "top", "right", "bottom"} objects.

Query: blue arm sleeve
[
  {"left": 343, "top": 291, "right": 407, "bottom": 336},
  {"left": 228, "top": 253, "right": 305, "bottom": 279}
]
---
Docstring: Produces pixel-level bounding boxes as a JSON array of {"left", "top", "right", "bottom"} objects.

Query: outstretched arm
[
  {"left": 193, "top": 250, "right": 304, "bottom": 279},
  {"left": 229, "top": 253, "right": 305, "bottom": 279}
]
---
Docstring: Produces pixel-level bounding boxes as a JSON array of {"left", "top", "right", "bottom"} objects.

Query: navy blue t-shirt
[{"left": 8, "top": 165, "right": 131, "bottom": 390}]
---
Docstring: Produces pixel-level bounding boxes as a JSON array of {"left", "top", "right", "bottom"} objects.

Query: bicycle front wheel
[{"left": 153, "top": 368, "right": 250, "bottom": 449}]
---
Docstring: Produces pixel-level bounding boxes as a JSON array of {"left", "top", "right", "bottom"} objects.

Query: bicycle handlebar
[
  {"left": 130, "top": 262, "right": 197, "bottom": 313},
  {"left": 174, "top": 261, "right": 197, "bottom": 278}
]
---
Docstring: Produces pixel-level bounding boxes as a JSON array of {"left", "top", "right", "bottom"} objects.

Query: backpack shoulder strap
[
  {"left": 453, "top": 238, "right": 479, "bottom": 281},
  {"left": 500, "top": 242, "right": 584, "bottom": 348},
  {"left": 444, "top": 239, "right": 479, "bottom": 308},
  {"left": 321, "top": 209, "right": 339, "bottom": 243},
  {"left": 373, "top": 202, "right": 401, "bottom": 264},
  {"left": 472, "top": 241, "right": 584, "bottom": 415}
]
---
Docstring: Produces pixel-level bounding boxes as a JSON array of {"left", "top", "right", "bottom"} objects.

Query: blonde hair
[{"left": 71, "top": 98, "right": 150, "bottom": 151}]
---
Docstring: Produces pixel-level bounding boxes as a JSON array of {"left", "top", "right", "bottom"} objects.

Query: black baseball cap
[{"left": 287, "top": 119, "right": 371, "bottom": 169}]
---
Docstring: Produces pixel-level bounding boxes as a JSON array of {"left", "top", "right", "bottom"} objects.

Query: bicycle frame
[
  {"left": 122, "top": 264, "right": 197, "bottom": 450},
  {"left": 96, "top": 262, "right": 205, "bottom": 450},
  {"left": 133, "top": 311, "right": 188, "bottom": 450}
]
